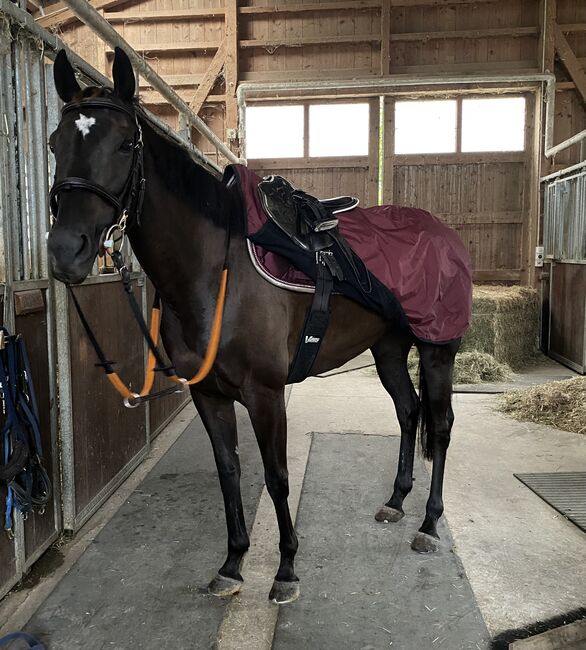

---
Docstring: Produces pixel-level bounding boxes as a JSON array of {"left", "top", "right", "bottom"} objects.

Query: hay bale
[
  {"left": 499, "top": 377, "right": 586, "bottom": 434},
  {"left": 462, "top": 285, "right": 539, "bottom": 369},
  {"left": 407, "top": 349, "right": 511, "bottom": 384}
]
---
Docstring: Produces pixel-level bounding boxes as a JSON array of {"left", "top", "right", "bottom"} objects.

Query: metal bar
[
  {"left": 13, "top": 41, "right": 29, "bottom": 281},
  {"left": 0, "top": 0, "right": 222, "bottom": 174},
  {"left": 541, "top": 160, "right": 586, "bottom": 182},
  {"left": 23, "top": 40, "right": 45, "bottom": 280},
  {"left": 57, "top": 0, "right": 239, "bottom": 164}
]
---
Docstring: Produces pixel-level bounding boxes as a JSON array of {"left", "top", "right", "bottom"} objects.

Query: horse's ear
[
  {"left": 54, "top": 50, "right": 81, "bottom": 103},
  {"left": 112, "top": 47, "right": 135, "bottom": 101}
]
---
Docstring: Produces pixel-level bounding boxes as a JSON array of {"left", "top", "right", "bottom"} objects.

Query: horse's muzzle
[{"left": 47, "top": 228, "right": 95, "bottom": 284}]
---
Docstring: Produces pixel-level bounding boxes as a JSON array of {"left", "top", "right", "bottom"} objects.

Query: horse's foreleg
[
  {"left": 371, "top": 335, "right": 418, "bottom": 524},
  {"left": 191, "top": 390, "right": 250, "bottom": 596},
  {"left": 246, "top": 387, "right": 299, "bottom": 604},
  {"left": 411, "top": 340, "right": 459, "bottom": 553}
]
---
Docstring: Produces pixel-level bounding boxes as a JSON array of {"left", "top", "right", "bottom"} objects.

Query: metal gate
[{"left": 542, "top": 169, "right": 586, "bottom": 373}]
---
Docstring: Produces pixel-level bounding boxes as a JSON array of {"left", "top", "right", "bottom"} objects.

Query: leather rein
[{"left": 49, "top": 97, "right": 229, "bottom": 408}]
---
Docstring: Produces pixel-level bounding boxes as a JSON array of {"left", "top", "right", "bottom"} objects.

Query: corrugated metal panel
[{"left": 543, "top": 170, "right": 586, "bottom": 263}]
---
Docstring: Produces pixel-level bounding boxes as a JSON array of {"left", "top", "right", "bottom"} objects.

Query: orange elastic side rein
[{"left": 105, "top": 268, "right": 228, "bottom": 403}]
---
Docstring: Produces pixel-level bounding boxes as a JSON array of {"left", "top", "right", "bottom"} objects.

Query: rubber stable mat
[
  {"left": 273, "top": 433, "right": 491, "bottom": 650},
  {"left": 515, "top": 472, "right": 586, "bottom": 533}
]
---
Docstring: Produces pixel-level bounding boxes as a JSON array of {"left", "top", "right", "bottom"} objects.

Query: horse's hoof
[
  {"left": 411, "top": 531, "right": 440, "bottom": 553},
  {"left": 375, "top": 505, "right": 404, "bottom": 523},
  {"left": 208, "top": 573, "right": 243, "bottom": 598},
  {"left": 269, "top": 580, "right": 300, "bottom": 605}
]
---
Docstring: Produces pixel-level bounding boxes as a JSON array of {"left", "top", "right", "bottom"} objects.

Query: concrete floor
[{"left": 1, "top": 356, "right": 585, "bottom": 649}]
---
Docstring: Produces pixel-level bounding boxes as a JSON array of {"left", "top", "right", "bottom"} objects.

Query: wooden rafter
[
  {"left": 555, "top": 24, "right": 586, "bottom": 105},
  {"left": 189, "top": 39, "right": 226, "bottom": 115},
  {"left": 105, "top": 7, "right": 226, "bottom": 22},
  {"left": 38, "top": 0, "right": 127, "bottom": 29}
]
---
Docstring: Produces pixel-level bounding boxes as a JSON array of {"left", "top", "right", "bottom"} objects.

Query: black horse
[{"left": 48, "top": 48, "right": 462, "bottom": 604}]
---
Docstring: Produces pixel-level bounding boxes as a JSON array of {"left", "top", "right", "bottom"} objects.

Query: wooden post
[
  {"left": 539, "top": 0, "right": 556, "bottom": 73},
  {"left": 382, "top": 97, "right": 395, "bottom": 206},
  {"left": 368, "top": 97, "right": 380, "bottom": 206},
  {"left": 224, "top": 0, "right": 239, "bottom": 156},
  {"left": 380, "top": 0, "right": 391, "bottom": 75}
]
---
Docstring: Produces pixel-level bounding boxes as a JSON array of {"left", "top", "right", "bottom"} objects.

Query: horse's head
[{"left": 47, "top": 48, "right": 141, "bottom": 284}]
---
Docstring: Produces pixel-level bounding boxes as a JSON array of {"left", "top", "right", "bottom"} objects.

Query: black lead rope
[{"left": 110, "top": 251, "right": 175, "bottom": 377}]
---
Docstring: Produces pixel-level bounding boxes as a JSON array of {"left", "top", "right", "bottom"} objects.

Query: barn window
[
  {"left": 309, "top": 103, "right": 369, "bottom": 157},
  {"left": 245, "top": 105, "right": 304, "bottom": 158},
  {"left": 461, "top": 97, "right": 526, "bottom": 152},
  {"left": 394, "top": 100, "right": 457, "bottom": 154}
]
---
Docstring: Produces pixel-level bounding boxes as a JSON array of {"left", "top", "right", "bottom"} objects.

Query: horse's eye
[{"left": 120, "top": 139, "right": 134, "bottom": 153}]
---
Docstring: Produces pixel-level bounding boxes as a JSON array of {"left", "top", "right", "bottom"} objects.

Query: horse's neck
[{"left": 128, "top": 121, "right": 239, "bottom": 312}]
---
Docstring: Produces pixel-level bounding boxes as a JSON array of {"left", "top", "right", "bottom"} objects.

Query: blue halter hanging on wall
[{"left": 0, "top": 328, "right": 51, "bottom": 536}]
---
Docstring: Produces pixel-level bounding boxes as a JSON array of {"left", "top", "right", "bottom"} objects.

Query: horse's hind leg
[
  {"left": 371, "top": 333, "right": 418, "bottom": 523},
  {"left": 411, "top": 339, "right": 459, "bottom": 553},
  {"left": 191, "top": 390, "right": 250, "bottom": 597},
  {"left": 246, "top": 387, "right": 299, "bottom": 604}
]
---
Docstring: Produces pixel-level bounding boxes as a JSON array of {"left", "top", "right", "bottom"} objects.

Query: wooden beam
[
  {"left": 140, "top": 90, "right": 225, "bottom": 106},
  {"left": 224, "top": 0, "right": 239, "bottom": 155},
  {"left": 392, "top": 0, "right": 499, "bottom": 5},
  {"left": 139, "top": 75, "right": 205, "bottom": 88},
  {"left": 38, "top": 0, "right": 122, "bottom": 28},
  {"left": 539, "top": 0, "right": 556, "bottom": 73},
  {"left": 380, "top": 0, "right": 391, "bottom": 75},
  {"left": 106, "top": 42, "right": 221, "bottom": 54},
  {"left": 239, "top": 1, "right": 381, "bottom": 14},
  {"left": 559, "top": 23, "right": 586, "bottom": 33},
  {"left": 239, "top": 35, "right": 381, "bottom": 49},
  {"left": 105, "top": 7, "right": 226, "bottom": 22},
  {"left": 391, "top": 61, "right": 539, "bottom": 75},
  {"left": 473, "top": 269, "right": 521, "bottom": 282},
  {"left": 390, "top": 27, "right": 539, "bottom": 42},
  {"left": 555, "top": 24, "right": 586, "bottom": 105},
  {"left": 189, "top": 39, "right": 226, "bottom": 114}
]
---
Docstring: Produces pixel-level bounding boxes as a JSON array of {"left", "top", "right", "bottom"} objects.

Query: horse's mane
[
  {"left": 76, "top": 87, "right": 245, "bottom": 234},
  {"left": 134, "top": 101, "right": 246, "bottom": 235}
]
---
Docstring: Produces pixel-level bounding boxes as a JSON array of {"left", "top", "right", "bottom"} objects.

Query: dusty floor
[{"left": 1, "top": 356, "right": 585, "bottom": 649}]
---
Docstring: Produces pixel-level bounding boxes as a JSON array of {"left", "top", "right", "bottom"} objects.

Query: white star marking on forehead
[{"left": 75, "top": 113, "right": 96, "bottom": 137}]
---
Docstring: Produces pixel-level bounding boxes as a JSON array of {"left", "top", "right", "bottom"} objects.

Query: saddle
[
  {"left": 258, "top": 175, "right": 358, "bottom": 252},
  {"left": 256, "top": 175, "right": 370, "bottom": 383}
]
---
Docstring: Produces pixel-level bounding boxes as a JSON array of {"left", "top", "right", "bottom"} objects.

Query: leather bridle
[
  {"left": 49, "top": 97, "right": 146, "bottom": 237},
  {"left": 48, "top": 96, "right": 230, "bottom": 408}
]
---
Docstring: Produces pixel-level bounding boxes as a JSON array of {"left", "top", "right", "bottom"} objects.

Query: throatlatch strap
[{"left": 287, "top": 253, "right": 334, "bottom": 384}]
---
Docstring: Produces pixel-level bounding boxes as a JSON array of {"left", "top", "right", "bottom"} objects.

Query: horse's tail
[{"left": 417, "top": 358, "right": 434, "bottom": 461}]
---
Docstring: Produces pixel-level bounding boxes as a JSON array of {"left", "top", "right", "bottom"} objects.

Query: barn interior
[{"left": 0, "top": 1, "right": 585, "bottom": 648}]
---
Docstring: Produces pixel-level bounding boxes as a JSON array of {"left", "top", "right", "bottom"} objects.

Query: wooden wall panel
[
  {"left": 249, "top": 162, "right": 371, "bottom": 207},
  {"left": 549, "top": 262, "right": 586, "bottom": 371},
  {"left": 0, "top": 296, "right": 17, "bottom": 592},
  {"left": 145, "top": 281, "right": 190, "bottom": 439},
  {"left": 68, "top": 282, "right": 146, "bottom": 517},
  {"left": 15, "top": 295, "right": 59, "bottom": 560},
  {"left": 393, "top": 161, "right": 526, "bottom": 278}
]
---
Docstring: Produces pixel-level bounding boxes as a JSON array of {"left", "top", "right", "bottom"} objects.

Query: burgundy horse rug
[{"left": 225, "top": 164, "right": 472, "bottom": 348}]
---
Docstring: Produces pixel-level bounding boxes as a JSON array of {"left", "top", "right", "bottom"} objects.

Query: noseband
[{"left": 49, "top": 97, "right": 146, "bottom": 236}]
